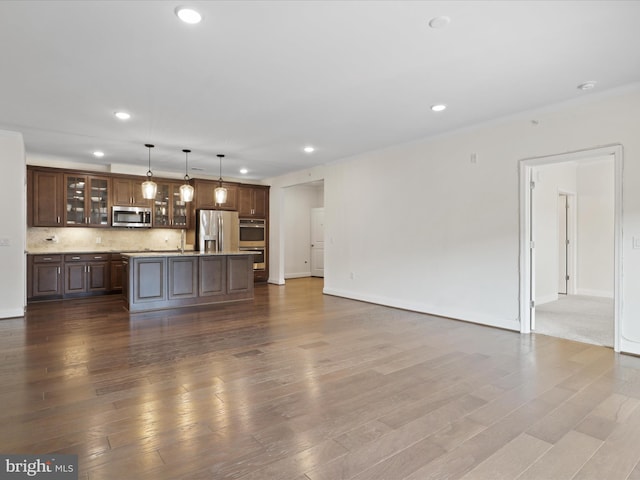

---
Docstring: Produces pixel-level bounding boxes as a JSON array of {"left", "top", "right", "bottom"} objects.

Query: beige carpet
[{"left": 534, "top": 294, "right": 614, "bottom": 347}]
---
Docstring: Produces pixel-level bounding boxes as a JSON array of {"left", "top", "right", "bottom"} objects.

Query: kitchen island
[{"left": 122, "top": 251, "right": 254, "bottom": 313}]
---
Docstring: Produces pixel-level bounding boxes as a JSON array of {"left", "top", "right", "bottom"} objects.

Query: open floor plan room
[{"left": 2, "top": 278, "right": 640, "bottom": 479}]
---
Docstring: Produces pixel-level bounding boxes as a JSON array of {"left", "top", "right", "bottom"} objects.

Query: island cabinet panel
[
  {"left": 135, "top": 258, "right": 166, "bottom": 303},
  {"left": 123, "top": 253, "right": 253, "bottom": 313},
  {"left": 168, "top": 257, "right": 198, "bottom": 299},
  {"left": 199, "top": 256, "right": 226, "bottom": 296},
  {"left": 227, "top": 255, "right": 253, "bottom": 293}
]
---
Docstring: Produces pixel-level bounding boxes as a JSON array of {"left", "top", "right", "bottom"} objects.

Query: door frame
[{"left": 519, "top": 144, "right": 623, "bottom": 352}]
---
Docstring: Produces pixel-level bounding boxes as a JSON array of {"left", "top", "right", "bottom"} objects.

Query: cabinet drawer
[
  {"left": 33, "top": 255, "right": 62, "bottom": 263},
  {"left": 64, "top": 253, "right": 111, "bottom": 262}
]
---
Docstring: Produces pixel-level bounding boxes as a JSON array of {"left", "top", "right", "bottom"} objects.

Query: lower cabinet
[
  {"left": 29, "top": 255, "right": 63, "bottom": 299},
  {"left": 64, "top": 254, "right": 110, "bottom": 295},
  {"left": 28, "top": 252, "right": 120, "bottom": 302}
]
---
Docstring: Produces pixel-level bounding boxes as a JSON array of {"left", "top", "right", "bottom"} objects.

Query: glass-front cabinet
[
  {"left": 154, "top": 181, "right": 189, "bottom": 228},
  {"left": 64, "top": 174, "right": 110, "bottom": 227}
]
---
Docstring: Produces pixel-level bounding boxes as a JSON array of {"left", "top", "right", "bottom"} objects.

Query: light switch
[
  {"left": 634, "top": 237, "right": 640, "bottom": 249},
  {"left": 0, "top": 238, "right": 9, "bottom": 247}
]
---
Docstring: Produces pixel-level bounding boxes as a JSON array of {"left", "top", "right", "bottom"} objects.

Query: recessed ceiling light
[
  {"left": 431, "top": 104, "right": 447, "bottom": 112},
  {"left": 428, "top": 16, "right": 451, "bottom": 29},
  {"left": 303, "top": 146, "right": 315, "bottom": 153},
  {"left": 175, "top": 6, "right": 202, "bottom": 24},
  {"left": 114, "top": 111, "right": 130, "bottom": 120},
  {"left": 239, "top": 168, "right": 248, "bottom": 174},
  {"left": 93, "top": 151, "right": 105, "bottom": 158},
  {"left": 577, "top": 81, "right": 597, "bottom": 91}
]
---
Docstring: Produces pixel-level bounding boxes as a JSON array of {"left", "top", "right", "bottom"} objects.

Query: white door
[{"left": 310, "top": 208, "right": 324, "bottom": 277}]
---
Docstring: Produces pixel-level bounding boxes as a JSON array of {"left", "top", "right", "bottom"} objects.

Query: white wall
[
  {"left": 577, "top": 158, "right": 615, "bottom": 297},
  {"left": 283, "top": 183, "right": 324, "bottom": 279},
  {"left": 0, "top": 130, "right": 26, "bottom": 318},
  {"left": 268, "top": 85, "right": 640, "bottom": 354},
  {"left": 533, "top": 162, "right": 578, "bottom": 304}
]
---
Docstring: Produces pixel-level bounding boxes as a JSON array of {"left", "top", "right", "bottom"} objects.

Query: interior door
[
  {"left": 310, "top": 207, "right": 324, "bottom": 278},
  {"left": 558, "top": 194, "right": 568, "bottom": 295}
]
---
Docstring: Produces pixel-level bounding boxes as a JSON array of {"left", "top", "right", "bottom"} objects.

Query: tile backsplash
[{"left": 27, "top": 227, "right": 193, "bottom": 253}]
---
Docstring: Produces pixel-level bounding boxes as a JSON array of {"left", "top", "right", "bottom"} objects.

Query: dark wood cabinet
[
  {"left": 29, "top": 255, "right": 63, "bottom": 298},
  {"left": 110, "top": 254, "right": 123, "bottom": 291},
  {"left": 227, "top": 255, "right": 253, "bottom": 293},
  {"left": 112, "top": 178, "right": 150, "bottom": 207},
  {"left": 154, "top": 181, "right": 190, "bottom": 228},
  {"left": 194, "top": 180, "right": 238, "bottom": 211},
  {"left": 63, "top": 254, "right": 110, "bottom": 295},
  {"left": 64, "top": 174, "right": 110, "bottom": 227},
  {"left": 31, "top": 170, "right": 64, "bottom": 226},
  {"left": 238, "top": 185, "right": 269, "bottom": 218}
]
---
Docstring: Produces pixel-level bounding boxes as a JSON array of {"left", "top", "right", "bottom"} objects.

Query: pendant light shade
[
  {"left": 179, "top": 149, "right": 194, "bottom": 202},
  {"left": 141, "top": 143, "right": 157, "bottom": 200},
  {"left": 215, "top": 154, "right": 227, "bottom": 204}
]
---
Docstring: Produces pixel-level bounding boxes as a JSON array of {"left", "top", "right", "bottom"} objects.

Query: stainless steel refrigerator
[{"left": 196, "top": 210, "right": 239, "bottom": 253}]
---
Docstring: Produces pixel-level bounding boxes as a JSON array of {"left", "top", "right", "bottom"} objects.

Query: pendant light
[
  {"left": 214, "top": 154, "right": 227, "bottom": 204},
  {"left": 179, "top": 149, "right": 194, "bottom": 202},
  {"left": 141, "top": 143, "right": 157, "bottom": 199}
]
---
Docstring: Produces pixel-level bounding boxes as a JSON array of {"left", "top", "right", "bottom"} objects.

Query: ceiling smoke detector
[
  {"left": 428, "top": 16, "right": 451, "bottom": 29},
  {"left": 577, "top": 81, "right": 597, "bottom": 91}
]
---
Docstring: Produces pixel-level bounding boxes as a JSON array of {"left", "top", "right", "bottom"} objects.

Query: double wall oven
[{"left": 239, "top": 218, "right": 266, "bottom": 271}]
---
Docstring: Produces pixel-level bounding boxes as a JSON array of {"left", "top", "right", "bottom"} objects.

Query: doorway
[
  {"left": 310, "top": 207, "right": 325, "bottom": 277},
  {"left": 519, "top": 145, "right": 622, "bottom": 351},
  {"left": 282, "top": 181, "right": 325, "bottom": 280}
]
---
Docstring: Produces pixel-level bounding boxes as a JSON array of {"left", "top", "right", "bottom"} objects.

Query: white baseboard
[
  {"left": 322, "top": 287, "right": 520, "bottom": 332},
  {"left": 285, "top": 272, "right": 311, "bottom": 279},
  {"left": 0, "top": 308, "right": 24, "bottom": 319},
  {"left": 536, "top": 294, "right": 559, "bottom": 305},
  {"left": 576, "top": 288, "right": 614, "bottom": 299}
]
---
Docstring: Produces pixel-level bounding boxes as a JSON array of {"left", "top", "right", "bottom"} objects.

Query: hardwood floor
[{"left": 3, "top": 277, "right": 640, "bottom": 479}]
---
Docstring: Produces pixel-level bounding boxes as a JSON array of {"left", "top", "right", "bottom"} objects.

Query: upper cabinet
[
  {"left": 154, "top": 181, "right": 189, "bottom": 228},
  {"left": 112, "top": 177, "right": 151, "bottom": 207},
  {"left": 31, "top": 169, "right": 64, "bottom": 226},
  {"left": 64, "top": 174, "right": 110, "bottom": 227},
  {"left": 238, "top": 185, "right": 269, "bottom": 218},
  {"left": 194, "top": 180, "right": 238, "bottom": 211}
]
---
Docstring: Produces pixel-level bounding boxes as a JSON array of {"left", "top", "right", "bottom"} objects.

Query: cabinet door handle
[
  {"left": 57, "top": 267, "right": 60, "bottom": 275},
  {"left": 72, "top": 256, "right": 80, "bottom": 260},
  {"left": 44, "top": 257, "right": 52, "bottom": 261},
  {"left": 88, "top": 265, "right": 91, "bottom": 273},
  {"left": 57, "top": 216, "right": 60, "bottom": 224}
]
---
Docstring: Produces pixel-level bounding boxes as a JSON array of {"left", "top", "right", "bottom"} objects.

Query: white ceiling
[{"left": 1, "top": 0, "right": 639, "bottom": 181}]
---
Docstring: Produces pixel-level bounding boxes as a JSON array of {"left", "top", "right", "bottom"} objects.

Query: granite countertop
[{"left": 121, "top": 251, "right": 257, "bottom": 258}]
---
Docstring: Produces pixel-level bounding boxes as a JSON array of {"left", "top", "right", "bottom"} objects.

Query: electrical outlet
[
  {"left": 0, "top": 238, "right": 9, "bottom": 247},
  {"left": 95, "top": 237, "right": 102, "bottom": 244}
]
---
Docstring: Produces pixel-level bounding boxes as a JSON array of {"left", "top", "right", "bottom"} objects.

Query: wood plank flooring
[{"left": 2, "top": 278, "right": 640, "bottom": 479}]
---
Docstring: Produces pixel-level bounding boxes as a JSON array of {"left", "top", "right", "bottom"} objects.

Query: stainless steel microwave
[{"left": 112, "top": 206, "right": 152, "bottom": 227}]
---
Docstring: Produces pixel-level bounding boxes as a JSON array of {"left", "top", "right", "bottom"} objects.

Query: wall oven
[
  {"left": 240, "top": 247, "right": 266, "bottom": 271},
  {"left": 239, "top": 218, "right": 266, "bottom": 247}
]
